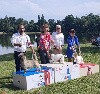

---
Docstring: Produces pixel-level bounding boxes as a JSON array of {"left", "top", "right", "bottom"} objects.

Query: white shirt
[
  {"left": 52, "top": 32, "right": 64, "bottom": 47},
  {"left": 11, "top": 32, "right": 32, "bottom": 52}
]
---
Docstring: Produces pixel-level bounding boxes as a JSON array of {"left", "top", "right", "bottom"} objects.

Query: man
[
  {"left": 11, "top": 24, "right": 35, "bottom": 72},
  {"left": 52, "top": 25, "right": 64, "bottom": 54}
]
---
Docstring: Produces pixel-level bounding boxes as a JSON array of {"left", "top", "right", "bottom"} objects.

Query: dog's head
[{"left": 18, "top": 53, "right": 26, "bottom": 61}]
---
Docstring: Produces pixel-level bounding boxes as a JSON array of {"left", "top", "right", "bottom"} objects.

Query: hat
[{"left": 69, "top": 29, "right": 75, "bottom": 33}]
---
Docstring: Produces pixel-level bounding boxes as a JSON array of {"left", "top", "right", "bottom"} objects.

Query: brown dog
[{"left": 18, "top": 52, "right": 40, "bottom": 73}]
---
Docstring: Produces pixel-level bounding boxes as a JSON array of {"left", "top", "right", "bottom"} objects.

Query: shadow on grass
[
  {"left": 0, "top": 76, "right": 20, "bottom": 90},
  {"left": 0, "top": 53, "right": 14, "bottom": 62},
  {"left": 0, "top": 51, "right": 33, "bottom": 62}
]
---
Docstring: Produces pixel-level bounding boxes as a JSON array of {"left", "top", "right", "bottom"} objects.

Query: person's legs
[
  {"left": 45, "top": 51, "right": 50, "bottom": 63},
  {"left": 14, "top": 51, "right": 21, "bottom": 72},
  {"left": 68, "top": 58, "right": 73, "bottom": 62},
  {"left": 66, "top": 48, "right": 73, "bottom": 62},
  {"left": 39, "top": 49, "right": 46, "bottom": 64}
]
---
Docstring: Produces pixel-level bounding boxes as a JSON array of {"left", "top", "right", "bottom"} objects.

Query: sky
[{"left": 0, "top": 0, "right": 100, "bottom": 22}]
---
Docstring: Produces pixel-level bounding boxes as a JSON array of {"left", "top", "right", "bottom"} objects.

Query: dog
[
  {"left": 49, "top": 54, "right": 65, "bottom": 64},
  {"left": 18, "top": 52, "right": 40, "bottom": 73},
  {"left": 73, "top": 52, "right": 84, "bottom": 64}
]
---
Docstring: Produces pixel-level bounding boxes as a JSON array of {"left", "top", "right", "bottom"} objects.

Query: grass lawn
[{"left": 0, "top": 44, "right": 100, "bottom": 94}]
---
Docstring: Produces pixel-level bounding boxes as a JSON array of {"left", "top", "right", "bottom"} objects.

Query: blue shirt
[{"left": 66, "top": 35, "right": 79, "bottom": 58}]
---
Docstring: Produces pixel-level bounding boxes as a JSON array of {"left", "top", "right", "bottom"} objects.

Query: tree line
[{"left": 0, "top": 13, "right": 100, "bottom": 42}]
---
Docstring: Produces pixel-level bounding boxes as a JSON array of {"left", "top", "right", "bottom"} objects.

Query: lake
[
  {"left": 0, "top": 34, "right": 38, "bottom": 55},
  {"left": 0, "top": 45, "right": 14, "bottom": 55}
]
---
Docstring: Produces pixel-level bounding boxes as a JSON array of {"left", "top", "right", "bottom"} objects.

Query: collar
[
  {"left": 18, "top": 32, "right": 26, "bottom": 36},
  {"left": 56, "top": 31, "right": 61, "bottom": 34}
]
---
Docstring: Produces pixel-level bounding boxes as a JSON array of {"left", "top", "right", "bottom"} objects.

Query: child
[
  {"left": 38, "top": 24, "right": 53, "bottom": 64},
  {"left": 66, "top": 29, "right": 80, "bottom": 62}
]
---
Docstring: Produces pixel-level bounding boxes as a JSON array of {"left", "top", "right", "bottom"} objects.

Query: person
[
  {"left": 11, "top": 24, "right": 35, "bottom": 72},
  {"left": 66, "top": 29, "right": 80, "bottom": 62},
  {"left": 38, "top": 24, "right": 53, "bottom": 64},
  {"left": 91, "top": 35, "right": 96, "bottom": 45},
  {"left": 96, "top": 34, "right": 100, "bottom": 46},
  {"left": 91, "top": 34, "right": 100, "bottom": 47},
  {"left": 52, "top": 25, "right": 64, "bottom": 54}
]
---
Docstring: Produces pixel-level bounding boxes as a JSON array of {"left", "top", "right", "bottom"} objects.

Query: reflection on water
[
  {"left": 0, "top": 34, "right": 38, "bottom": 55},
  {"left": 0, "top": 45, "right": 14, "bottom": 55},
  {"left": 0, "top": 34, "right": 12, "bottom": 47}
]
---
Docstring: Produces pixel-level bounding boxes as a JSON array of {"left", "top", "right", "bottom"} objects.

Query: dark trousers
[
  {"left": 38, "top": 49, "right": 50, "bottom": 64},
  {"left": 14, "top": 51, "right": 25, "bottom": 72}
]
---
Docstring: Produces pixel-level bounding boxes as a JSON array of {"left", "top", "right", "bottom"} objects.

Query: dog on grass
[{"left": 18, "top": 52, "right": 40, "bottom": 73}]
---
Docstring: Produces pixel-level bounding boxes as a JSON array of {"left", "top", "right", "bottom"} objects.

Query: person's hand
[
  {"left": 14, "top": 43, "right": 22, "bottom": 47},
  {"left": 19, "top": 43, "right": 22, "bottom": 47},
  {"left": 46, "top": 51, "right": 51, "bottom": 59},
  {"left": 71, "top": 46, "right": 75, "bottom": 52},
  {"left": 58, "top": 46, "right": 62, "bottom": 52},
  {"left": 51, "top": 39, "right": 54, "bottom": 44},
  {"left": 56, "top": 46, "right": 59, "bottom": 50},
  {"left": 59, "top": 46, "right": 62, "bottom": 50},
  {"left": 78, "top": 50, "right": 81, "bottom": 55}
]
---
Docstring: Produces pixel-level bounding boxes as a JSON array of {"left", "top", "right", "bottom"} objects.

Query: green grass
[{"left": 0, "top": 44, "right": 100, "bottom": 94}]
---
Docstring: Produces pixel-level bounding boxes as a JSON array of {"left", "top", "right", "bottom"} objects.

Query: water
[
  {"left": 0, "top": 45, "right": 14, "bottom": 55},
  {"left": 0, "top": 43, "right": 37, "bottom": 55},
  {"left": 0, "top": 34, "right": 38, "bottom": 55}
]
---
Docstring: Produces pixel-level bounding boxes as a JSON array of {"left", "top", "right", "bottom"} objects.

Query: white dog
[
  {"left": 18, "top": 53, "right": 40, "bottom": 73},
  {"left": 50, "top": 54, "right": 65, "bottom": 64},
  {"left": 73, "top": 52, "right": 84, "bottom": 64}
]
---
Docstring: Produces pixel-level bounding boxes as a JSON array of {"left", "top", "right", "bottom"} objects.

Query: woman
[
  {"left": 66, "top": 29, "right": 80, "bottom": 62},
  {"left": 52, "top": 25, "right": 64, "bottom": 54},
  {"left": 38, "top": 24, "right": 53, "bottom": 64}
]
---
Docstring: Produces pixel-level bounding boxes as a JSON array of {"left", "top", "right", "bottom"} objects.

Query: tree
[{"left": 48, "top": 19, "right": 56, "bottom": 32}]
